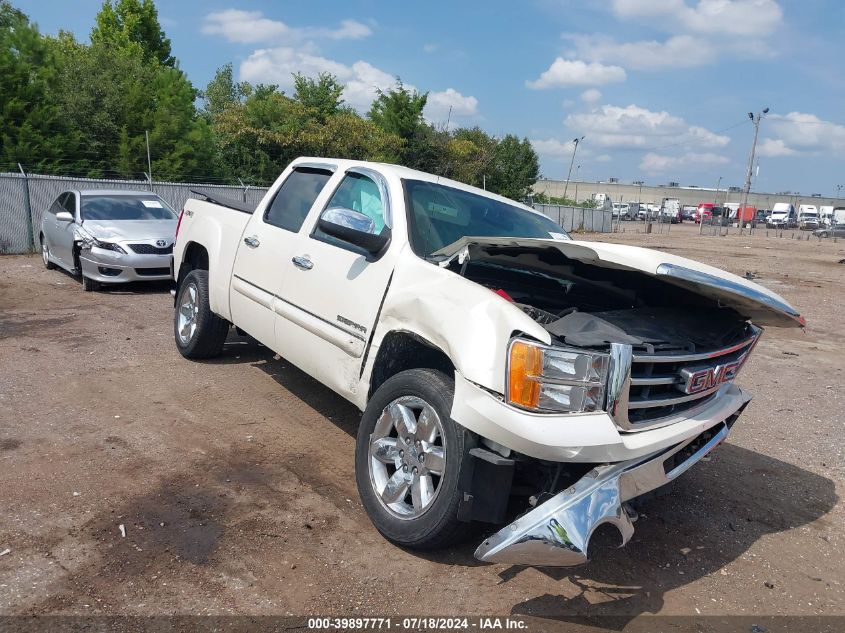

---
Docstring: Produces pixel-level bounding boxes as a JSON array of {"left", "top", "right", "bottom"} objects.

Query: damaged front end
[
  {"left": 428, "top": 237, "right": 801, "bottom": 567},
  {"left": 475, "top": 407, "right": 746, "bottom": 566}
]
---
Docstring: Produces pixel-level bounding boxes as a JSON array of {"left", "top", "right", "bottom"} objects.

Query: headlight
[
  {"left": 506, "top": 338, "right": 608, "bottom": 413},
  {"left": 83, "top": 237, "right": 126, "bottom": 254}
]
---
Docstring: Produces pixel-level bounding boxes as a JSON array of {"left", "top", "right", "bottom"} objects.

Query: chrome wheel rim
[
  {"left": 369, "top": 396, "right": 446, "bottom": 519},
  {"left": 177, "top": 281, "right": 199, "bottom": 345},
  {"left": 42, "top": 243, "right": 49, "bottom": 266}
]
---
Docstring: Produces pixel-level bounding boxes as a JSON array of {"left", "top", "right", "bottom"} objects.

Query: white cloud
[
  {"left": 202, "top": 10, "right": 288, "bottom": 43},
  {"left": 425, "top": 88, "right": 479, "bottom": 126},
  {"left": 640, "top": 151, "right": 729, "bottom": 173},
  {"left": 611, "top": 0, "right": 783, "bottom": 37},
  {"left": 757, "top": 138, "right": 796, "bottom": 157},
  {"left": 239, "top": 48, "right": 479, "bottom": 116},
  {"left": 201, "top": 10, "right": 372, "bottom": 44},
  {"left": 765, "top": 112, "right": 845, "bottom": 154},
  {"left": 565, "top": 104, "right": 730, "bottom": 149},
  {"left": 527, "top": 58, "right": 626, "bottom": 88},
  {"left": 566, "top": 33, "right": 715, "bottom": 70},
  {"left": 423, "top": 43, "right": 439, "bottom": 53},
  {"left": 580, "top": 88, "right": 602, "bottom": 103},
  {"left": 531, "top": 138, "right": 579, "bottom": 159}
]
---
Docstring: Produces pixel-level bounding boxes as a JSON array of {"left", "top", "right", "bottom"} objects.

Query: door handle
[
  {"left": 291, "top": 255, "right": 313, "bottom": 270},
  {"left": 243, "top": 236, "right": 260, "bottom": 248}
]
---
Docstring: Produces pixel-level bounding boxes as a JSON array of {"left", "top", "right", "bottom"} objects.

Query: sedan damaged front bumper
[{"left": 474, "top": 406, "right": 746, "bottom": 567}]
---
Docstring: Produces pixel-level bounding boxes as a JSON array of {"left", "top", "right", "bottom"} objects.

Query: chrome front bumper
[{"left": 474, "top": 413, "right": 741, "bottom": 567}]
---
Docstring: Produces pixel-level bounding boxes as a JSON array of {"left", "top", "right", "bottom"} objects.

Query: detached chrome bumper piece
[{"left": 475, "top": 413, "right": 742, "bottom": 567}]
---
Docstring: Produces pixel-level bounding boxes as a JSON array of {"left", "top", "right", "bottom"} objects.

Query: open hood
[{"left": 432, "top": 236, "right": 804, "bottom": 328}]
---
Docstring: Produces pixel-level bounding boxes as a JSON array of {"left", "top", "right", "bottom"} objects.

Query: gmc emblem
[{"left": 680, "top": 353, "right": 747, "bottom": 395}]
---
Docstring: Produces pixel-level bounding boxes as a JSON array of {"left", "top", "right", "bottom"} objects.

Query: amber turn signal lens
[{"left": 508, "top": 341, "right": 543, "bottom": 408}]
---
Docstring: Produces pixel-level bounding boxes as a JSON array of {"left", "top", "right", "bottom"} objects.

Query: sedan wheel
[
  {"left": 42, "top": 242, "right": 55, "bottom": 270},
  {"left": 369, "top": 396, "right": 447, "bottom": 519}
]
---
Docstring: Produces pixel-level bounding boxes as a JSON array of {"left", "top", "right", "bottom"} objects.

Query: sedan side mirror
[
  {"left": 318, "top": 207, "right": 390, "bottom": 255},
  {"left": 56, "top": 211, "right": 74, "bottom": 223}
]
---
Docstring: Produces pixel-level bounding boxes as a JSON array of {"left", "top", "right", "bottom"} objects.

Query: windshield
[
  {"left": 81, "top": 195, "right": 177, "bottom": 221},
  {"left": 404, "top": 179, "right": 569, "bottom": 257}
]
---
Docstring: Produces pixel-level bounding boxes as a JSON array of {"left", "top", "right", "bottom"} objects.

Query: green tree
[
  {"left": 0, "top": 2, "right": 78, "bottom": 172},
  {"left": 91, "top": 0, "right": 174, "bottom": 66},
  {"left": 487, "top": 135, "right": 540, "bottom": 201},
  {"left": 292, "top": 72, "right": 345, "bottom": 123},
  {"left": 368, "top": 80, "right": 428, "bottom": 143},
  {"left": 201, "top": 63, "right": 249, "bottom": 117}
]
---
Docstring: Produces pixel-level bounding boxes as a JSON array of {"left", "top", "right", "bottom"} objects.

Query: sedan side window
[
  {"left": 264, "top": 168, "right": 333, "bottom": 233},
  {"left": 62, "top": 192, "right": 77, "bottom": 217},
  {"left": 48, "top": 194, "right": 65, "bottom": 215}
]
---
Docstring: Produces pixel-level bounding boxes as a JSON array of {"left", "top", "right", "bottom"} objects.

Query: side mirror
[
  {"left": 318, "top": 207, "right": 390, "bottom": 255},
  {"left": 56, "top": 211, "right": 74, "bottom": 223}
]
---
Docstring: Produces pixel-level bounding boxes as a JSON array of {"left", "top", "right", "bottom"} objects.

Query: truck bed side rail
[{"left": 189, "top": 189, "right": 257, "bottom": 214}]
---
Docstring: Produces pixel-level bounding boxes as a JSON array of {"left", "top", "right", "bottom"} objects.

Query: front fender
[{"left": 365, "top": 248, "right": 551, "bottom": 398}]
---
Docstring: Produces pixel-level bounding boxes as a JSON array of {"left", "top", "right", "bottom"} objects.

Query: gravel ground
[{"left": 0, "top": 222, "right": 843, "bottom": 627}]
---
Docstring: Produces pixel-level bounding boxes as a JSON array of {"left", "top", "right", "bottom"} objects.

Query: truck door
[
  {"left": 274, "top": 167, "right": 399, "bottom": 398},
  {"left": 229, "top": 166, "right": 335, "bottom": 347}
]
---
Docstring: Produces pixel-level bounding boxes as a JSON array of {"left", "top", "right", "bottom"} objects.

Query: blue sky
[{"left": 17, "top": 0, "right": 845, "bottom": 196}]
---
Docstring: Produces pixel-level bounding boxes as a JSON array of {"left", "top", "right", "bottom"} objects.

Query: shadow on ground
[{"left": 496, "top": 443, "right": 836, "bottom": 626}]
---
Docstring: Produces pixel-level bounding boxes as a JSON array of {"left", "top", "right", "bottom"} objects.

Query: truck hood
[
  {"left": 80, "top": 219, "right": 177, "bottom": 243},
  {"left": 432, "top": 236, "right": 804, "bottom": 328}
]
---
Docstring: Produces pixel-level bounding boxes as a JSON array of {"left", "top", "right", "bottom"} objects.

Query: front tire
[
  {"left": 82, "top": 275, "right": 100, "bottom": 292},
  {"left": 174, "top": 269, "right": 229, "bottom": 359},
  {"left": 356, "top": 369, "right": 472, "bottom": 549}
]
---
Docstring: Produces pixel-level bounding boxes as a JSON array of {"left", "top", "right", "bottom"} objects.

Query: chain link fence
[
  {"left": 533, "top": 204, "right": 613, "bottom": 233},
  {"left": 0, "top": 172, "right": 613, "bottom": 255},
  {"left": 0, "top": 172, "right": 269, "bottom": 254}
]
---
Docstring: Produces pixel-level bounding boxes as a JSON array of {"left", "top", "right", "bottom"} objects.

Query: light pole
[
  {"left": 573, "top": 164, "right": 581, "bottom": 204},
  {"left": 562, "top": 136, "right": 584, "bottom": 202},
  {"left": 633, "top": 180, "right": 644, "bottom": 228},
  {"left": 739, "top": 107, "right": 769, "bottom": 234},
  {"left": 704, "top": 175, "right": 722, "bottom": 235}
]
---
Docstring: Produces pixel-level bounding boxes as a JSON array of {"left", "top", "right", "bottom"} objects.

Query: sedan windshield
[
  {"left": 403, "top": 179, "right": 568, "bottom": 257},
  {"left": 81, "top": 195, "right": 177, "bottom": 221}
]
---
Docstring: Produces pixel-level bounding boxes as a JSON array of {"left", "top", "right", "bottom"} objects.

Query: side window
[
  {"left": 48, "top": 194, "right": 64, "bottom": 215},
  {"left": 264, "top": 168, "right": 333, "bottom": 232},
  {"left": 62, "top": 192, "right": 77, "bottom": 216},
  {"left": 318, "top": 172, "right": 386, "bottom": 236}
]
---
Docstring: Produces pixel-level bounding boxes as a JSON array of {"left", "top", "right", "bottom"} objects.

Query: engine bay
[{"left": 447, "top": 244, "right": 753, "bottom": 352}]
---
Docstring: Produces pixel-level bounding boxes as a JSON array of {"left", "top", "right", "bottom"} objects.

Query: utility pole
[
  {"left": 573, "top": 164, "right": 580, "bottom": 204},
  {"left": 145, "top": 130, "right": 153, "bottom": 190},
  {"left": 562, "top": 136, "right": 584, "bottom": 202},
  {"left": 739, "top": 107, "right": 768, "bottom": 234}
]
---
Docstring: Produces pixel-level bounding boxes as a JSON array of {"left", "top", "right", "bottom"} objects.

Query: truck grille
[
  {"left": 610, "top": 326, "right": 761, "bottom": 431},
  {"left": 128, "top": 243, "right": 172, "bottom": 255}
]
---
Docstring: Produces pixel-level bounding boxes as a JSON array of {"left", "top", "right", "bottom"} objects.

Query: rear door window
[{"left": 264, "top": 168, "right": 333, "bottom": 233}]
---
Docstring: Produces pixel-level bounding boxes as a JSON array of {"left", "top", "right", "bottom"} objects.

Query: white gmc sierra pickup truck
[{"left": 172, "top": 157, "right": 804, "bottom": 566}]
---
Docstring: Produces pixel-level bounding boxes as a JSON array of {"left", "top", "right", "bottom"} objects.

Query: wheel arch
[{"left": 367, "top": 330, "right": 456, "bottom": 401}]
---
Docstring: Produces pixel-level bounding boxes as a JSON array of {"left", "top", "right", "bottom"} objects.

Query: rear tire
[
  {"left": 174, "top": 269, "right": 229, "bottom": 359},
  {"left": 81, "top": 276, "right": 100, "bottom": 292},
  {"left": 41, "top": 240, "right": 56, "bottom": 270},
  {"left": 356, "top": 369, "right": 473, "bottom": 549}
]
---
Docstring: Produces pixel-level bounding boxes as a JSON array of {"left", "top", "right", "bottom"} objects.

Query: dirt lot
[{"left": 1, "top": 223, "right": 843, "bottom": 627}]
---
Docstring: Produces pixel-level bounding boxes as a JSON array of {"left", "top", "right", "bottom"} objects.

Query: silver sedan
[
  {"left": 40, "top": 189, "right": 178, "bottom": 291},
  {"left": 814, "top": 224, "right": 845, "bottom": 238}
]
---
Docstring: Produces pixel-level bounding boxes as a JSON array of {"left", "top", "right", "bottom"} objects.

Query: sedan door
[
  {"left": 275, "top": 168, "right": 400, "bottom": 397},
  {"left": 229, "top": 165, "right": 335, "bottom": 348},
  {"left": 53, "top": 191, "right": 80, "bottom": 266}
]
